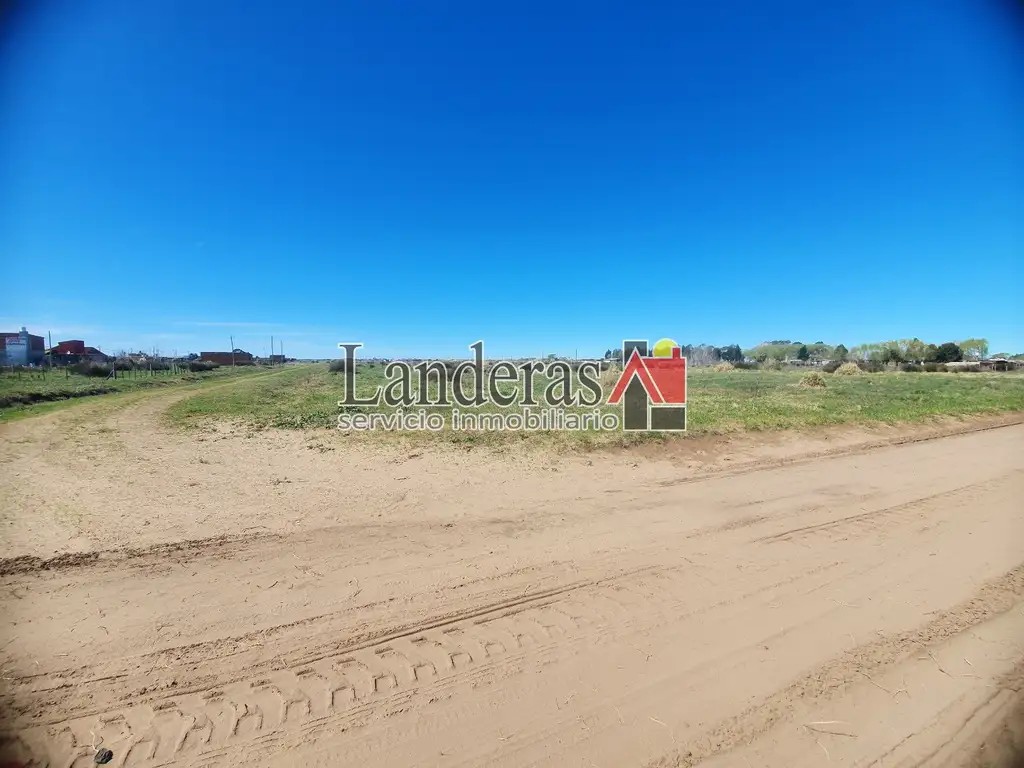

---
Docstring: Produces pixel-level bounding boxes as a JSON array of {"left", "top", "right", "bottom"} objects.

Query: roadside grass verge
[
  {"left": 0, "top": 366, "right": 274, "bottom": 423},
  {"left": 164, "top": 364, "right": 1024, "bottom": 448}
]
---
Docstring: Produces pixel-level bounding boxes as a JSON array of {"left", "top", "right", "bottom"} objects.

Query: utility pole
[
  {"left": 48, "top": 331, "right": 52, "bottom": 369},
  {"left": 271, "top": 335, "right": 274, "bottom": 366},
  {"left": 230, "top": 336, "right": 235, "bottom": 367}
]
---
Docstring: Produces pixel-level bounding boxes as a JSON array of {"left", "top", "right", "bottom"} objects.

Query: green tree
[
  {"left": 881, "top": 345, "right": 904, "bottom": 366},
  {"left": 934, "top": 342, "right": 963, "bottom": 363},
  {"left": 833, "top": 344, "right": 848, "bottom": 361},
  {"left": 901, "top": 338, "right": 928, "bottom": 362},
  {"left": 745, "top": 342, "right": 804, "bottom": 362},
  {"left": 796, "top": 345, "right": 810, "bottom": 361},
  {"left": 924, "top": 344, "right": 939, "bottom": 362},
  {"left": 958, "top": 338, "right": 989, "bottom": 360},
  {"left": 851, "top": 342, "right": 886, "bottom": 362},
  {"left": 720, "top": 344, "right": 743, "bottom": 362}
]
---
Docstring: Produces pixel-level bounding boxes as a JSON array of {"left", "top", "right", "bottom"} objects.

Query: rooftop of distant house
[{"left": 49, "top": 340, "right": 105, "bottom": 356}]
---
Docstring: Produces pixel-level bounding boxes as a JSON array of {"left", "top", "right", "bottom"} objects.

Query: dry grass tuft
[
  {"left": 834, "top": 362, "right": 860, "bottom": 376},
  {"left": 712, "top": 362, "right": 734, "bottom": 372},
  {"left": 800, "top": 371, "right": 828, "bottom": 388},
  {"left": 599, "top": 364, "right": 622, "bottom": 391}
]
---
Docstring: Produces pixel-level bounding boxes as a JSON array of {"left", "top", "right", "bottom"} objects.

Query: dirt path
[{"left": 1, "top": 387, "right": 1022, "bottom": 767}]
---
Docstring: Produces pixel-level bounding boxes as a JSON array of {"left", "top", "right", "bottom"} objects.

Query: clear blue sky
[{"left": 1, "top": 0, "right": 1021, "bottom": 359}]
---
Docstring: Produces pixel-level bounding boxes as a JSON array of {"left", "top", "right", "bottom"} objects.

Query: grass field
[
  {"left": 0, "top": 365, "right": 271, "bottom": 422},
  {"left": 165, "top": 363, "right": 1024, "bottom": 448}
]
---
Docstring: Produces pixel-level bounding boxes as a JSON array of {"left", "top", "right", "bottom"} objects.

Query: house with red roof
[
  {"left": 607, "top": 341, "right": 687, "bottom": 431},
  {"left": 48, "top": 340, "right": 109, "bottom": 365}
]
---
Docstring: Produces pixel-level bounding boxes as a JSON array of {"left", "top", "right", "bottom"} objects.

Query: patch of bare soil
[
  {"left": 0, "top": 387, "right": 1021, "bottom": 767},
  {"left": 963, "top": 684, "right": 1024, "bottom": 768}
]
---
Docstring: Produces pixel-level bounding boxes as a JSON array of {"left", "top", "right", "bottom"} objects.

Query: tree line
[
  {"left": 847, "top": 338, "right": 989, "bottom": 364},
  {"left": 604, "top": 344, "right": 744, "bottom": 366},
  {"left": 603, "top": 338, "right": 1005, "bottom": 365}
]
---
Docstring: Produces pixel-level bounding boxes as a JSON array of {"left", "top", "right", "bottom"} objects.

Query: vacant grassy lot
[
  {"left": 0, "top": 365, "right": 271, "bottom": 422},
  {"left": 165, "top": 363, "right": 1024, "bottom": 447}
]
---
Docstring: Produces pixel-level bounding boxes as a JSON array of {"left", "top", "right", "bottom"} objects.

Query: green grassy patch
[
  {"left": 686, "top": 370, "right": 1024, "bottom": 431},
  {"left": 164, "top": 364, "right": 1024, "bottom": 448},
  {"left": 0, "top": 365, "right": 273, "bottom": 423}
]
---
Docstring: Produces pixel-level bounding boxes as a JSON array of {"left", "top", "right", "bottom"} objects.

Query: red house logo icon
[{"left": 607, "top": 339, "right": 687, "bottom": 431}]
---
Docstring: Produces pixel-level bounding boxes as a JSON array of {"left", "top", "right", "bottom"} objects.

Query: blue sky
[{"left": 1, "top": 0, "right": 1021, "bottom": 359}]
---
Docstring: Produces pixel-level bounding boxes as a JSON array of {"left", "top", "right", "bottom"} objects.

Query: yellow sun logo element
[{"left": 652, "top": 338, "right": 679, "bottom": 357}]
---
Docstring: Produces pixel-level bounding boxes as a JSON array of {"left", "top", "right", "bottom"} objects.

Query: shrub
[
  {"left": 800, "top": 371, "right": 827, "bottom": 388},
  {"left": 732, "top": 361, "right": 758, "bottom": 370},
  {"left": 822, "top": 360, "right": 842, "bottom": 373},
  {"left": 923, "top": 362, "right": 948, "bottom": 373},
  {"left": 834, "top": 362, "right": 861, "bottom": 376},
  {"left": 900, "top": 363, "right": 923, "bottom": 373},
  {"left": 188, "top": 361, "right": 219, "bottom": 373},
  {"left": 761, "top": 359, "right": 783, "bottom": 371},
  {"left": 856, "top": 360, "right": 884, "bottom": 373},
  {"left": 328, "top": 359, "right": 350, "bottom": 374},
  {"left": 712, "top": 362, "right": 734, "bottom": 372},
  {"left": 71, "top": 361, "right": 111, "bottom": 377},
  {"left": 948, "top": 362, "right": 981, "bottom": 373}
]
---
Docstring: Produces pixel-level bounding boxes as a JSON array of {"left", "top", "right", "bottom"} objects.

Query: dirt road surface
[{"left": 1, "top": 390, "right": 1022, "bottom": 767}]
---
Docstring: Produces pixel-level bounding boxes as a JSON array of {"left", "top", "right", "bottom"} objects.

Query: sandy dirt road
[{"left": 0, "top": 391, "right": 1022, "bottom": 767}]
